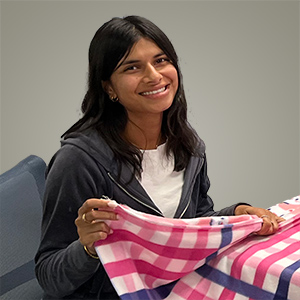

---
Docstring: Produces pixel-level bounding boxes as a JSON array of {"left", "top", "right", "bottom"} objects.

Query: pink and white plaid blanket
[{"left": 95, "top": 196, "right": 300, "bottom": 300}]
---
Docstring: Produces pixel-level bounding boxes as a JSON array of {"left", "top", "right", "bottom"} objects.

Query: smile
[{"left": 140, "top": 85, "right": 168, "bottom": 96}]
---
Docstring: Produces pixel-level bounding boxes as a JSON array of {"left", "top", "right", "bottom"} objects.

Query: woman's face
[{"left": 104, "top": 38, "right": 178, "bottom": 123}]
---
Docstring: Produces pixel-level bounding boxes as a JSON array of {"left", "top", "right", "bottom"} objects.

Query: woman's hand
[
  {"left": 75, "top": 198, "right": 118, "bottom": 255},
  {"left": 235, "top": 205, "right": 285, "bottom": 236}
]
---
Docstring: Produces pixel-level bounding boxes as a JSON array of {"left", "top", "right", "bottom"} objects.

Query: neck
[{"left": 124, "top": 115, "right": 164, "bottom": 150}]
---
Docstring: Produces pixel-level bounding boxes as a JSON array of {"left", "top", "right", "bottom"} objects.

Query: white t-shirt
[{"left": 138, "top": 143, "right": 184, "bottom": 218}]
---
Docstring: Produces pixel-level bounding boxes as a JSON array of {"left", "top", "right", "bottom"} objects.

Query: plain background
[{"left": 1, "top": 0, "right": 299, "bottom": 210}]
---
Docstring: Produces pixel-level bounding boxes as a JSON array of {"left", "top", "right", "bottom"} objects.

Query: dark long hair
[{"left": 63, "top": 15, "right": 199, "bottom": 178}]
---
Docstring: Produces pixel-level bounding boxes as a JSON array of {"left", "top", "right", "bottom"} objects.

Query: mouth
[{"left": 139, "top": 85, "right": 169, "bottom": 96}]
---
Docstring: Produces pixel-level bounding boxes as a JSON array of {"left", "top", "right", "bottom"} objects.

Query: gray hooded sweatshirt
[{"left": 35, "top": 129, "right": 244, "bottom": 299}]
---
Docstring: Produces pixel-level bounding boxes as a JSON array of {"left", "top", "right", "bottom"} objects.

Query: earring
[{"left": 110, "top": 95, "right": 119, "bottom": 102}]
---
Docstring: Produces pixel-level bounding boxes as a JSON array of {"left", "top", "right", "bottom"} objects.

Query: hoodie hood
[
  {"left": 60, "top": 129, "right": 206, "bottom": 203},
  {"left": 61, "top": 129, "right": 206, "bottom": 172},
  {"left": 61, "top": 130, "right": 118, "bottom": 174}
]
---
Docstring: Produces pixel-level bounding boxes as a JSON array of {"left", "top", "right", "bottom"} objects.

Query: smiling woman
[
  {"left": 34, "top": 15, "right": 284, "bottom": 300},
  {"left": 103, "top": 38, "right": 179, "bottom": 149}
]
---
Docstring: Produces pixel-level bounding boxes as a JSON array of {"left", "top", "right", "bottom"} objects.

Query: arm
[
  {"left": 35, "top": 146, "right": 110, "bottom": 297},
  {"left": 194, "top": 154, "right": 285, "bottom": 234}
]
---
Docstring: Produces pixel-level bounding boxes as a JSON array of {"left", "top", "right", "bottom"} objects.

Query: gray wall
[{"left": 1, "top": 0, "right": 299, "bottom": 210}]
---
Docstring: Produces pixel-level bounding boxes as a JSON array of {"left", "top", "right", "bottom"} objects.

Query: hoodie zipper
[
  {"left": 178, "top": 200, "right": 191, "bottom": 219},
  {"left": 107, "top": 172, "right": 163, "bottom": 216},
  {"left": 178, "top": 156, "right": 205, "bottom": 219},
  {"left": 108, "top": 154, "right": 204, "bottom": 219}
]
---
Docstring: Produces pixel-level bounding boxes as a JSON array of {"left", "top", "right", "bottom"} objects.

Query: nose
[{"left": 143, "top": 64, "right": 163, "bottom": 84}]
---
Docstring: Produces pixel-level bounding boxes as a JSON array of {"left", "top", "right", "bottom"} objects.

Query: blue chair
[{"left": 0, "top": 155, "right": 46, "bottom": 299}]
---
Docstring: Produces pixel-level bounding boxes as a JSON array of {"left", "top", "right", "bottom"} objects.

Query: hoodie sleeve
[{"left": 35, "top": 145, "right": 109, "bottom": 298}]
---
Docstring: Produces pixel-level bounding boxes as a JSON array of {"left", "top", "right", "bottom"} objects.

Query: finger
[
  {"left": 88, "top": 220, "right": 111, "bottom": 232},
  {"left": 266, "top": 211, "right": 285, "bottom": 224},
  {"left": 79, "top": 230, "right": 111, "bottom": 248},
  {"left": 262, "top": 213, "right": 281, "bottom": 230},
  {"left": 276, "top": 216, "right": 286, "bottom": 223},
  {"left": 80, "top": 210, "right": 118, "bottom": 225},
  {"left": 271, "top": 219, "right": 279, "bottom": 231},
  {"left": 78, "top": 221, "right": 113, "bottom": 246},
  {"left": 257, "top": 215, "right": 279, "bottom": 235},
  {"left": 76, "top": 209, "right": 118, "bottom": 228},
  {"left": 82, "top": 213, "right": 91, "bottom": 224},
  {"left": 90, "top": 222, "right": 113, "bottom": 238},
  {"left": 76, "top": 211, "right": 94, "bottom": 225},
  {"left": 92, "top": 209, "right": 119, "bottom": 222},
  {"left": 77, "top": 199, "right": 118, "bottom": 224},
  {"left": 256, "top": 222, "right": 274, "bottom": 235},
  {"left": 78, "top": 198, "right": 116, "bottom": 215}
]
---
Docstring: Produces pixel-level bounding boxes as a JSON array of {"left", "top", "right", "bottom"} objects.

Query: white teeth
[{"left": 141, "top": 86, "right": 166, "bottom": 96}]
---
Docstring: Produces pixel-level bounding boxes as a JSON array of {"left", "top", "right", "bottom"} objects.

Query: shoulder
[
  {"left": 46, "top": 144, "right": 102, "bottom": 189},
  {"left": 46, "top": 129, "right": 116, "bottom": 186},
  {"left": 47, "top": 144, "right": 95, "bottom": 172},
  {"left": 45, "top": 143, "right": 105, "bottom": 201},
  {"left": 193, "top": 135, "right": 206, "bottom": 158}
]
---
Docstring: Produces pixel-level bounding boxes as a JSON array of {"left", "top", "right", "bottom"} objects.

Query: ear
[{"left": 102, "top": 80, "right": 116, "bottom": 99}]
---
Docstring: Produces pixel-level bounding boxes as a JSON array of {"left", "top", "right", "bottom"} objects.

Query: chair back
[{"left": 0, "top": 155, "right": 46, "bottom": 299}]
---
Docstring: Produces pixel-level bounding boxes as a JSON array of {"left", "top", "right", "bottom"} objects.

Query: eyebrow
[{"left": 120, "top": 52, "right": 166, "bottom": 67}]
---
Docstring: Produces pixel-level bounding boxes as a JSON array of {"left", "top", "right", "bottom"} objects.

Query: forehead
[
  {"left": 128, "top": 38, "right": 162, "bottom": 56},
  {"left": 114, "top": 38, "right": 165, "bottom": 71},
  {"left": 121, "top": 38, "right": 164, "bottom": 64}
]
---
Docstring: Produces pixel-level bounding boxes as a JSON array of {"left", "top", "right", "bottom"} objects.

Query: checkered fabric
[{"left": 95, "top": 196, "right": 300, "bottom": 300}]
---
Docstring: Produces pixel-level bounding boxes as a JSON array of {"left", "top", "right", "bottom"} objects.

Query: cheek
[
  {"left": 173, "top": 75, "right": 179, "bottom": 91},
  {"left": 171, "top": 73, "right": 179, "bottom": 95},
  {"left": 115, "top": 78, "right": 138, "bottom": 97},
  {"left": 167, "top": 67, "right": 179, "bottom": 89}
]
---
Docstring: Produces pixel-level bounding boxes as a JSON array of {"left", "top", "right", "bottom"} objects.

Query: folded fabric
[{"left": 95, "top": 196, "right": 300, "bottom": 300}]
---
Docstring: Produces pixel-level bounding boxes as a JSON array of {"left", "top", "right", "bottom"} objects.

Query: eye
[
  {"left": 156, "top": 57, "right": 171, "bottom": 64},
  {"left": 124, "top": 65, "right": 138, "bottom": 72}
]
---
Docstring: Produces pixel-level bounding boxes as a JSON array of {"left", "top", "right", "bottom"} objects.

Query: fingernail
[
  {"left": 107, "top": 200, "right": 118, "bottom": 209},
  {"left": 109, "top": 229, "right": 114, "bottom": 235}
]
